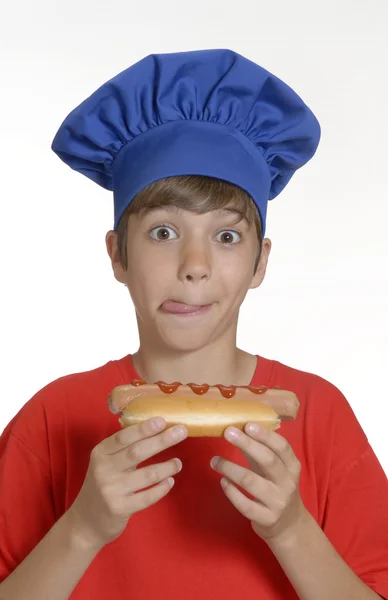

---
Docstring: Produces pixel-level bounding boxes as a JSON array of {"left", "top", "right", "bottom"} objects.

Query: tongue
[{"left": 162, "top": 301, "right": 202, "bottom": 314}]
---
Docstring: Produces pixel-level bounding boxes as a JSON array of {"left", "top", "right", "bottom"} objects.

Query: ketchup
[
  {"left": 187, "top": 384, "right": 210, "bottom": 395},
  {"left": 154, "top": 381, "right": 181, "bottom": 394},
  {"left": 130, "top": 379, "right": 271, "bottom": 397}
]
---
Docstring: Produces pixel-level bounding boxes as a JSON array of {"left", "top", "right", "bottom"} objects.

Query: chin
[{"left": 158, "top": 329, "right": 216, "bottom": 354}]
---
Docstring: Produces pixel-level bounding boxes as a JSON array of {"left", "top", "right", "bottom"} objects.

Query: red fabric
[{"left": 1, "top": 354, "right": 387, "bottom": 599}]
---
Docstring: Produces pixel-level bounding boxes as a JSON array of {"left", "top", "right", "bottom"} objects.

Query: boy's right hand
[{"left": 65, "top": 417, "right": 187, "bottom": 551}]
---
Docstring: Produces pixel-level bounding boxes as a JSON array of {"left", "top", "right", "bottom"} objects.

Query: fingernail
[
  {"left": 175, "top": 458, "right": 182, "bottom": 472},
  {"left": 171, "top": 425, "right": 187, "bottom": 441},
  {"left": 151, "top": 417, "right": 165, "bottom": 431},
  {"left": 167, "top": 477, "right": 175, "bottom": 488},
  {"left": 246, "top": 422, "right": 260, "bottom": 434},
  {"left": 221, "top": 478, "right": 228, "bottom": 489},
  {"left": 224, "top": 427, "right": 240, "bottom": 441},
  {"left": 210, "top": 456, "right": 220, "bottom": 469}
]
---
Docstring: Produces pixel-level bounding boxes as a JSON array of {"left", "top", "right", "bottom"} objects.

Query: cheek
[
  {"left": 126, "top": 252, "right": 171, "bottom": 307},
  {"left": 218, "top": 252, "right": 254, "bottom": 291}
]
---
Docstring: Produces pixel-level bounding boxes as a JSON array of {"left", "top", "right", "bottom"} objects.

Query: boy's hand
[
  {"left": 66, "top": 418, "right": 187, "bottom": 551},
  {"left": 210, "top": 423, "right": 308, "bottom": 544}
]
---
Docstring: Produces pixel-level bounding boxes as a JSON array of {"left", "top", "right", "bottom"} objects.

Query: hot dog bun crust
[{"left": 119, "top": 395, "right": 281, "bottom": 436}]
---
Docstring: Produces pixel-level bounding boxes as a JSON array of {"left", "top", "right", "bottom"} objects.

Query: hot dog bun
[{"left": 118, "top": 395, "right": 281, "bottom": 436}]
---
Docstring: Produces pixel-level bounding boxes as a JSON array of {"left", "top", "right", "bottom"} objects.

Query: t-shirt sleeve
[
  {"left": 320, "top": 386, "right": 388, "bottom": 599},
  {"left": 0, "top": 408, "right": 57, "bottom": 584}
]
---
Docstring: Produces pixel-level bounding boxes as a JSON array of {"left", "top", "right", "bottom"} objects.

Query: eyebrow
[
  {"left": 138, "top": 205, "right": 178, "bottom": 218},
  {"left": 216, "top": 208, "right": 250, "bottom": 226},
  {"left": 140, "top": 205, "right": 250, "bottom": 226}
]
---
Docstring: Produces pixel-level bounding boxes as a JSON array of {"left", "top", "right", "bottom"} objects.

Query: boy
[{"left": 0, "top": 49, "right": 387, "bottom": 600}]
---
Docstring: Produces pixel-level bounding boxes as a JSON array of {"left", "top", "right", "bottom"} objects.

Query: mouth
[{"left": 160, "top": 300, "right": 213, "bottom": 316}]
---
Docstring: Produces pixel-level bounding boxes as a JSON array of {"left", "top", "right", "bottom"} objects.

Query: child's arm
[
  {"left": 267, "top": 510, "right": 385, "bottom": 600},
  {"left": 0, "top": 417, "right": 186, "bottom": 599},
  {"left": 0, "top": 512, "right": 101, "bottom": 600},
  {"left": 214, "top": 384, "right": 388, "bottom": 600}
]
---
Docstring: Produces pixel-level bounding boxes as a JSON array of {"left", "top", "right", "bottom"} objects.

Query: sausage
[{"left": 108, "top": 380, "right": 300, "bottom": 437}]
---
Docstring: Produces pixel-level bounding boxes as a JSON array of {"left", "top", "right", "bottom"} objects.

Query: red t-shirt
[{"left": 1, "top": 354, "right": 387, "bottom": 599}]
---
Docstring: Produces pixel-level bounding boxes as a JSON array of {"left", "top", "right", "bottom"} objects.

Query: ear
[
  {"left": 249, "top": 238, "right": 271, "bottom": 290},
  {"left": 105, "top": 230, "right": 127, "bottom": 285}
]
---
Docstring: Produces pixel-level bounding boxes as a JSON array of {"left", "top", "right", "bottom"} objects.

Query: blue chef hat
[{"left": 51, "top": 49, "right": 321, "bottom": 236}]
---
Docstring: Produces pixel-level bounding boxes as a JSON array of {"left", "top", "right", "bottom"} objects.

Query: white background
[{"left": 0, "top": 0, "right": 387, "bottom": 475}]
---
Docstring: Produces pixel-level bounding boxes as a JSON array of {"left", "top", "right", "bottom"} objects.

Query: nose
[{"left": 178, "top": 239, "right": 211, "bottom": 283}]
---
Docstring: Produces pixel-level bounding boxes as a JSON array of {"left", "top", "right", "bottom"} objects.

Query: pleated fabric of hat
[{"left": 51, "top": 49, "right": 321, "bottom": 235}]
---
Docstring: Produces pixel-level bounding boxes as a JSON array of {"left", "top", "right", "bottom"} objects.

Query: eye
[
  {"left": 149, "top": 225, "right": 178, "bottom": 241},
  {"left": 215, "top": 230, "right": 241, "bottom": 244}
]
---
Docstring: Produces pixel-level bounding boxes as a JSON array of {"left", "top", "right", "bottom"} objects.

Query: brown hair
[{"left": 116, "top": 175, "right": 263, "bottom": 273}]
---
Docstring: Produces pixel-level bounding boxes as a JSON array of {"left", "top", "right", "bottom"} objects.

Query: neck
[{"left": 131, "top": 341, "right": 257, "bottom": 386}]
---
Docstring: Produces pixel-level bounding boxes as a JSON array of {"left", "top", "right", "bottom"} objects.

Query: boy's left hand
[{"left": 210, "top": 423, "right": 308, "bottom": 544}]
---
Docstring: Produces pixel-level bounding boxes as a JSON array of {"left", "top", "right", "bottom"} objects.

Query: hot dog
[{"left": 108, "top": 380, "right": 300, "bottom": 437}]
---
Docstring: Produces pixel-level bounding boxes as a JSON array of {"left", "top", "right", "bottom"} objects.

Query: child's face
[{"left": 106, "top": 205, "right": 271, "bottom": 353}]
